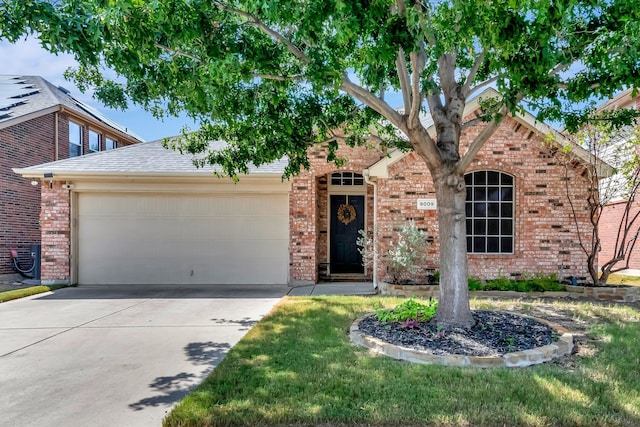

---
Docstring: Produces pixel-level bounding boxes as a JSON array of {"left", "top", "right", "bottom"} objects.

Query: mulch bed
[{"left": 357, "top": 310, "right": 554, "bottom": 356}]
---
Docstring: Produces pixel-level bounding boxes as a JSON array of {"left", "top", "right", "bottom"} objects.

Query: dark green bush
[
  {"left": 468, "top": 277, "right": 484, "bottom": 291},
  {"left": 481, "top": 274, "right": 564, "bottom": 292}
]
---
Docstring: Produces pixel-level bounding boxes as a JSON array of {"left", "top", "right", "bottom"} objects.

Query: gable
[{"left": 366, "top": 88, "right": 613, "bottom": 179}]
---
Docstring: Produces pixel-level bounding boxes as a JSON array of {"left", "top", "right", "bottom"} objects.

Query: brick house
[
  {"left": 15, "top": 88, "right": 599, "bottom": 286},
  {"left": 0, "top": 75, "right": 142, "bottom": 280},
  {"left": 597, "top": 89, "right": 640, "bottom": 270}
]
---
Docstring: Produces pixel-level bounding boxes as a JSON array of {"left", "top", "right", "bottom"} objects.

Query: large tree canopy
[{"left": 3, "top": 0, "right": 640, "bottom": 327}]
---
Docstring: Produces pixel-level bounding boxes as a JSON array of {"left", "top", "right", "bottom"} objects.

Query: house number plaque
[{"left": 417, "top": 199, "right": 437, "bottom": 210}]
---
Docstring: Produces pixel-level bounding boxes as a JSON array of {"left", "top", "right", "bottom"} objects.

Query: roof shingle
[{"left": 14, "top": 140, "right": 288, "bottom": 176}]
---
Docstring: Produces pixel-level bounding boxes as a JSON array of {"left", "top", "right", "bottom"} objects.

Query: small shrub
[
  {"left": 374, "top": 297, "right": 437, "bottom": 323},
  {"left": 484, "top": 274, "right": 565, "bottom": 292},
  {"left": 468, "top": 277, "right": 484, "bottom": 291},
  {"left": 386, "top": 221, "right": 430, "bottom": 283},
  {"left": 529, "top": 274, "right": 565, "bottom": 291},
  {"left": 355, "top": 229, "right": 374, "bottom": 270},
  {"left": 485, "top": 276, "right": 514, "bottom": 291}
]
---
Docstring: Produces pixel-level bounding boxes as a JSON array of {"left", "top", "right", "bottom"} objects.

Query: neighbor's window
[
  {"left": 69, "top": 121, "right": 82, "bottom": 157},
  {"left": 465, "top": 170, "right": 514, "bottom": 254},
  {"left": 89, "top": 130, "right": 101, "bottom": 153},
  {"left": 105, "top": 137, "right": 117, "bottom": 150},
  {"left": 330, "top": 172, "right": 364, "bottom": 186}
]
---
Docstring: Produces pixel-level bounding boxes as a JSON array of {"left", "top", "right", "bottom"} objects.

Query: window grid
[
  {"left": 330, "top": 172, "right": 365, "bottom": 186},
  {"left": 465, "top": 171, "right": 514, "bottom": 254}
]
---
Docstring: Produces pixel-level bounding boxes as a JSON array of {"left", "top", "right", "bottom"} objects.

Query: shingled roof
[
  {"left": 0, "top": 75, "right": 143, "bottom": 142},
  {"left": 13, "top": 139, "right": 288, "bottom": 178}
]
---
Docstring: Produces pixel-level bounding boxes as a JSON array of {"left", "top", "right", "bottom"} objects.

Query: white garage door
[{"left": 77, "top": 192, "right": 289, "bottom": 285}]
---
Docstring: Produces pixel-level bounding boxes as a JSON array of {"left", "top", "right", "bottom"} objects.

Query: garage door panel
[{"left": 78, "top": 193, "right": 289, "bottom": 285}]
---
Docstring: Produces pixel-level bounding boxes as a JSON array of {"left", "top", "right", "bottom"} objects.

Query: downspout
[{"left": 363, "top": 169, "right": 378, "bottom": 289}]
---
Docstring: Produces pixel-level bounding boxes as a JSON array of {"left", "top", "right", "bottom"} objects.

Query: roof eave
[
  {"left": 12, "top": 169, "right": 285, "bottom": 180},
  {"left": 60, "top": 106, "right": 144, "bottom": 144},
  {"left": 0, "top": 105, "right": 60, "bottom": 131}
]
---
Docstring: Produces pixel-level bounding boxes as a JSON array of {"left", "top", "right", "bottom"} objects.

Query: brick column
[
  {"left": 289, "top": 172, "right": 317, "bottom": 285},
  {"left": 40, "top": 182, "right": 71, "bottom": 284}
]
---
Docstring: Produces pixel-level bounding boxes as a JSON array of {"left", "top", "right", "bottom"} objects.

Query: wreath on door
[{"left": 337, "top": 203, "right": 356, "bottom": 225}]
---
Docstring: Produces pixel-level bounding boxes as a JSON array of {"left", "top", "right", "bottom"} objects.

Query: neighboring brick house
[
  {"left": 597, "top": 88, "right": 640, "bottom": 271},
  {"left": 0, "top": 75, "right": 142, "bottom": 280},
  {"left": 16, "top": 88, "right": 600, "bottom": 286}
]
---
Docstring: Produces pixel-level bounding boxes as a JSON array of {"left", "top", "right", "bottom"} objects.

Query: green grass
[
  {"left": 606, "top": 273, "right": 640, "bottom": 287},
  {"left": 0, "top": 284, "right": 69, "bottom": 303},
  {"left": 164, "top": 296, "right": 640, "bottom": 427}
]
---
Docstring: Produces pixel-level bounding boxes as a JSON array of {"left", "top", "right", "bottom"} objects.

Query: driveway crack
[{"left": 0, "top": 299, "right": 150, "bottom": 358}]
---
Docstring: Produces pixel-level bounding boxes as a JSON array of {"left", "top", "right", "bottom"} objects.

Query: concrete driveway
[{"left": 0, "top": 284, "right": 288, "bottom": 427}]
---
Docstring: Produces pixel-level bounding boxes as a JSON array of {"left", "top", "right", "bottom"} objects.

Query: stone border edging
[
  {"left": 378, "top": 282, "right": 639, "bottom": 303},
  {"left": 350, "top": 315, "right": 574, "bottom": 368}
]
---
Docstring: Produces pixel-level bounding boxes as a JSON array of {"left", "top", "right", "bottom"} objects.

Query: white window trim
[
  {"left": 69, "top": 121, "right": 83, "bottom": 157},
  {"left": 88, "top": 129, "right": 101, "bottom": 153},
  {"left": 465, "top": 170, "right": 515, "bottom": 255}
]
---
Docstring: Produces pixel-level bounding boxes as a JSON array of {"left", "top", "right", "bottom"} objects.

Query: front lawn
[
  {"left": 0, "top": 284, "right": 68, "bottom": 303},
  {"left": 165, "top": 296, "right": 640, "bottom": 427},
  {"left": 606, "top": 273, "right": 640, "bottom": 287}
]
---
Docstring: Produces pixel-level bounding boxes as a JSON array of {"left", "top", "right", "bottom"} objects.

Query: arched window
[{"left": 465, "top": 171, "right": 514, "bottom": 254}]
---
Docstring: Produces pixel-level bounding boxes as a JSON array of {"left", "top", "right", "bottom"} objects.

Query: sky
[{"left": 0, "top": 36, "right": 195, "bottom": 142}]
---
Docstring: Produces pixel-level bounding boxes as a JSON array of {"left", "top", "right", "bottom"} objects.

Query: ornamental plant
[
  {"left": 357, "top": 221, "right": 431, "bottom": 284},
  {"left": 386, "top": 221, "right": 430, "bottom": 284},
  {"left": 374, "top": 297, "right": 438, "bottom": 323}
]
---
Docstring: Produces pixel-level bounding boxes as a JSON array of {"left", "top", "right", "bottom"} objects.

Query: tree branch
[
  {"left": 437, "top": 53, "right": 457, "bottom": 98},
  {"left": 340, "top": 75, "right": 407, "bottom": 133},
  {"left": 253, "top": 73, "right": 301, "bottom": 81},
  {"left": 155, "top": 44, "right": 201, "bottom": 62},
  {"left": 408, "top": 47, "right": 426, "bottom": 128},
  {"left": 212, "top": 1, "right": 309, "bottom": 65},
  {"left": 460, "top": 115, "right": 487, "bottom": 130},
  {"left": 461, "top": 51, "right": 485, "bottom": 97},
  {"left": 396, "top": 49, "right": 412, "bottom": 113},
  {"left": 548, "top": 61, "right": 570, "bottom": 77},
  {"left": 414, "top": 1, "right": 436, "bottom": 46},
  {"left": 426, "top": 91, "right": 443, "bottom": 119},
  {"left": 467, "top": 75, "right": 499, "bottom": 97},
  {"left": 455, "top": 104, "right": 510, "bottom": 173}
]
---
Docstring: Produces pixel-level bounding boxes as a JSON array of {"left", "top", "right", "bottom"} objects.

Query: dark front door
[{"left": 330, "top": 195, "right": 364, "bottom": 274}]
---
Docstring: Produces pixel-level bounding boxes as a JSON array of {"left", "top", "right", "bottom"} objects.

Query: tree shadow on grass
[
  {"left": 129, "top": 341, "right": 231, "bottom": 411},
  {"left": 166, "top": 296, "right": 640, "bottom": 426}
]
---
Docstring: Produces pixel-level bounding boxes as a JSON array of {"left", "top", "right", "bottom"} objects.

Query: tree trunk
[{"left": 433, "top": 168, "right": 475, "bottom": 329}]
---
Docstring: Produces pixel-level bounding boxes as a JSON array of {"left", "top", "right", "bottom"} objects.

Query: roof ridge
[{"left": 34, "top": 76, "right": 64, "bottom": 106}]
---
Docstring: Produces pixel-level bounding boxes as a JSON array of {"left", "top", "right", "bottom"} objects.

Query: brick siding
[
  {"left": 289, "top": 115, "right": 593, "bottom": 283},
  {"left": 35, "top": 115, "right": 592, "bottom": 285},
  {"left": 375, "top": 116, "right": 592, "bottom": 281},
  {"left": 40, "top": 181, "right": 71, "bottom": 282},
  {"left": 599, "top": 200, "right": 640, "bottom": 270},
  {"left": 289, "top": 143, "right": 383, "bottom": 284},
  {"left": 0, "top": 113, "right": 55, "bottom": 275},
  {"left": 1, "top": 111, "right": 136, "bottom": 276}
]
